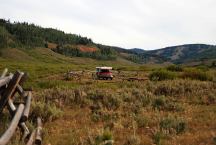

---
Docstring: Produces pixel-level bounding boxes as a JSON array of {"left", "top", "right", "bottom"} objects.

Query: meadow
[{"left": 0, "top": 48, "right": 216, "bottom": 145}]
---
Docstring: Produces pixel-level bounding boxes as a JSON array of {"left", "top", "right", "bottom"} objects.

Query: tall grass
[
  {"left": 166, "top": 65, "right": 183, "bottom": 72},
  {"left": 149, "top": 69, "right": 176, "bottom": 81},
  {"left": 31, "top": 101, "right": 63, "bottom": 122},
  {"left": 181, "top": 68, "right": 213, "bottom": 81}
]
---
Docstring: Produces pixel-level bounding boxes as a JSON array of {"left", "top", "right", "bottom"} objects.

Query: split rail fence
[{"left": 0, "top": 69, "right": 42, "bottom": 145}]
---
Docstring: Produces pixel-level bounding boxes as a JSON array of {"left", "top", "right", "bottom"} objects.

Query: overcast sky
[{"left": 0, "top": 0, "right": 216, "bottom": 49}]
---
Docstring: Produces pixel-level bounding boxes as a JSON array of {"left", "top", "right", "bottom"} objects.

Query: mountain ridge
[{"left": 1, "top": 18, "right": 216, "bottom": 65}]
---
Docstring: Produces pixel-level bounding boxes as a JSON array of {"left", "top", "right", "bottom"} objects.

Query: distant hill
[
  {"left": 0, "top": 18, "right": 216, "bottom": 65},
  {"left": 129, "top": 48, "right": 145, "bottom": 54},
  {"left": 144, "top": 44, "right": 216, "bottom": 64}
]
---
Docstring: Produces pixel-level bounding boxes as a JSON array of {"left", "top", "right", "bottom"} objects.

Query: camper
[{"left": 94, "top": 67, "right": 113, "bottom": 80}]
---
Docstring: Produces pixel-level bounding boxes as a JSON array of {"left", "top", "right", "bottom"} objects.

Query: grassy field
[{"left": 1, "top": 47, "right": 216, "bottom": 145}]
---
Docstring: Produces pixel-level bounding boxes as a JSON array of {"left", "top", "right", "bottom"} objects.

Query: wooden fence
[{"left": 0, "top": 69, "right": 42, "bottom": 145}]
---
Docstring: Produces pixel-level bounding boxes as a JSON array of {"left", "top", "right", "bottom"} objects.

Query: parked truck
[{"left": 93, "top": 67, "right": 113, "bottom": 80}]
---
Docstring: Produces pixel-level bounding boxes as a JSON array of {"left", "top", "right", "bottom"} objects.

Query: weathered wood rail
[{"left": 0, "top": 68, "right": 43, "bottom": 145}]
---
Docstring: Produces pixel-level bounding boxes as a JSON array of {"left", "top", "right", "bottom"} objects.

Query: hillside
[
  {"left": 0, "top": 18, "right": 171, "bottom": 65},
  {"left": 1, "top": 18, "right": 216, "bottom": 66},
  {"left": 128, "top": 44, "right": 216, "bottom": 65},
  {"left": 0, "top": 19, "right": 121, "bottom": 61},
  {"left": 146, "top": 44, "right": 216, "bottom": 64},
  {"left": 0, "top": 47, "right": 137, "bottom": 68}
]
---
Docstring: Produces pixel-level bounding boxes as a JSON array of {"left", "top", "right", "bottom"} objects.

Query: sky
[{"left": 0, "top": 0, "right": 216, "bottom": 49}]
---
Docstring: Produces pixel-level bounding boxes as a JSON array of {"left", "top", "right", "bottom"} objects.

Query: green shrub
[
  {"left": 91, "top": 109, "right": 119, "bottom": 122},
  {"left": 167, "top": 65, "right": 183, "bottom": 72},
  {"left": 153, "top": 96, "right": 166, "bottom": 110},
  {"left": 149, "top": 70, "right": 176, "bottom": 81},
  {"left": 196, "top": 65, "right": 209, "bottom": 71},
  {"left": 153, "top": 96, "right": 184, "bottom": 111},
  {"left": 159, "top": 116, "right": 187, "bottom": 134},
  {"left": 135, "top": 115, "right": 149, "bottom": 128},
  {"left": 181, "top": 68, "right": 213, "bottom": 81},
  {"left": 153, "top": 83, "right": 183, "bottom": 96},
  {"left": 165, "top": 102, "right": 184, "bottom": 112},
  {"left": 73, "top": 89, "right": 89, "bottom": 107},
  {"left": 124, "top": 135, "right": 141, "bottom": 145},
  {"left": 175, "top": 120, "right": 187, "bottom": 134},
  {"left": 31, "top": 101, "right": 63, "bottom": 122},
  {"left": 91, "top": 112, "right": 100, "bottom": 122},
  {"left": 153, "top": 131, "right": 165, "bottom": 145},
  {"left": 104, "top": 94, "right": 121, "bottom": 110},
  {"left": 131, "top": 89, "right": 152, "bottom": 107},
  {"left": 95, "top": 129, "right": 113, "bottom": 145},
  {"left": 89, "top": 91, "right": 121, "bottom": 110}
]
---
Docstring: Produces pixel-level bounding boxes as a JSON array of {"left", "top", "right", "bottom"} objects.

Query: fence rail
[{"left": 0, "top": 68, "right": 43, "bottom": 145}]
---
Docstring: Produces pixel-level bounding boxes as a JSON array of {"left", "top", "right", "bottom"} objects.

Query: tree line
[
  {"left": 52, "top": 44, "right": 117, "bottom": 60},
  {"left": 0, "top": 19, "right": 93, "bottom": 48},
  {"left": 0, "top": 19, "right": 119, "bottom": 60}
]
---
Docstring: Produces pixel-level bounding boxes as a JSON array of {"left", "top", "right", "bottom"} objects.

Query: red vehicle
[{"left": 95, "top": 67, "right": 113, "bottom": 80}]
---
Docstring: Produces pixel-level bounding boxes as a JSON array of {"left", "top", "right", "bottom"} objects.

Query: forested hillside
[
  {"left": 1, "top": 19, "right": 216, "bottom": 65},
  {"left": 0, "top": 19, "right": 172, "bottom": 63},
  {"left": 146, "top": 44, "right": 216, "bottom": 64},
  {"left": 0, "top": 19, "right": 119, "bottom": 60},
  {"left": 0, "top": 19, "right": 92, "bottom": 47}
]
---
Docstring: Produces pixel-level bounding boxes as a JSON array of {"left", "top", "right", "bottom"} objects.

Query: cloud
[{"left": 0, "top": 0, "right": 216, "bottom": 49}]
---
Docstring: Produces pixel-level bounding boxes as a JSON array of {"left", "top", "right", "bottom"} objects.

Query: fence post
[{"left": 0, "top": 69, "right": 42, "bottom": 145}]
